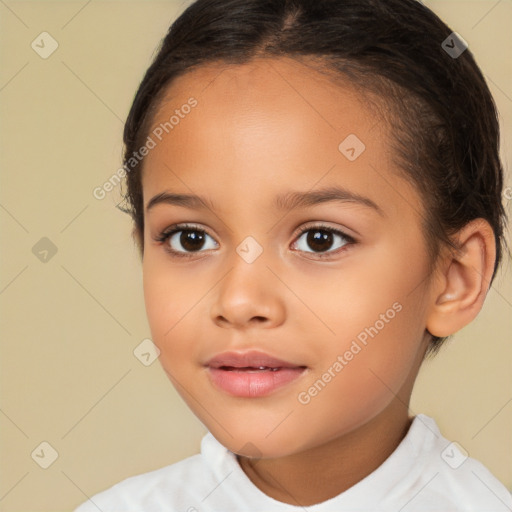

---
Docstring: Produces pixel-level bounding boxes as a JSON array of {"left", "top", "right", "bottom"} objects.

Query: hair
[{"left": 118, "top": 0, "right": 508, "bottom": 358}]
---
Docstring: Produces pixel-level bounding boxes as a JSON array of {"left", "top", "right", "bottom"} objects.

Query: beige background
[{"left": 0, "top": 1, "right": 510, "bottom": 510}]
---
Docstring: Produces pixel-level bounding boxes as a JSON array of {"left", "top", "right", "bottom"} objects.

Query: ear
[{"left": 426, "top": 219, "right": 496, "bottom": 338}]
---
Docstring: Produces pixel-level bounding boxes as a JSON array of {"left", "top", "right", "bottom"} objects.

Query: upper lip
[{"left": 205, "top": 350, "right": 306, "bottom": 369}]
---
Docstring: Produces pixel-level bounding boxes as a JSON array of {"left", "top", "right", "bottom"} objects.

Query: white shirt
[{"left": 74, "top": 414, "right": 512, "bottom": 511}]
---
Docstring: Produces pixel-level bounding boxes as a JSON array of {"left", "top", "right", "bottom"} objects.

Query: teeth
[{"left": 220, "top": 366, "right": 281, "bottom": 371}]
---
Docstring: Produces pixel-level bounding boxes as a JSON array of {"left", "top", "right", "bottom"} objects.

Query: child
[{"left": 75, "top": 0, "right": 511, "bottom": 509}]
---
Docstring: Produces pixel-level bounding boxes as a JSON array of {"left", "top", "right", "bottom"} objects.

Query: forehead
[
  {"left": 151, "top": 56, "right": 378, "bottom": 135},
  {"left": 141, "top": 57, "right": 417, "bottom": 220}
]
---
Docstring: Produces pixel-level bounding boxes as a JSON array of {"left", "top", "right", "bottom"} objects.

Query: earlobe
[{"left": 426, "top": 219, "right": 496, "bottom": 338}]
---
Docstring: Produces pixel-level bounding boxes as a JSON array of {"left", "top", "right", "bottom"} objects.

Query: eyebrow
[{"left": 145, "top": 185, "right": 384, "bottom": 216}]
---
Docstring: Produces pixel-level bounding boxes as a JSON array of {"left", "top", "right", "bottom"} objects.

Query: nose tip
[{"left": 210, "top": 262, "right": 286, "bottom": 330}]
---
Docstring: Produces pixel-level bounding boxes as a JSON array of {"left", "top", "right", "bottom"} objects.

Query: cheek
[
  {"left": 291, "top": 244, "right": 428, "bottom": 349},
  {"left": 297, "top": 246, "right": 429, "bottom": 386},
  {"left": 142, "top": 255, "right": 205, "bottom": 358},
  {"left": 294, "top": 300, "right": 426, "bottom": 443}
]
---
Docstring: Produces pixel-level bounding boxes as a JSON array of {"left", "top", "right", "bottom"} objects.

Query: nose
[{"left": 210, "top": 256, "right": 286, "bottom": 330}]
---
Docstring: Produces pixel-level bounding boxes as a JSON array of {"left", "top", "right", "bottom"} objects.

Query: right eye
[{"left": 155, "top": 224, "right": 219, "bottom": 259}]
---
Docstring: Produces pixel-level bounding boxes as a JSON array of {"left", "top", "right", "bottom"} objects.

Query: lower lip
[{"left": 207, "top": 367, "right": 306, "bottom": 398}]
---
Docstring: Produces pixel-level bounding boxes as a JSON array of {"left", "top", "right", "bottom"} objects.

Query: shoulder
[
  {"left": 404, "top": 414, "right": 512, "bottom": 510},
  {"left": 73, "top": 449, "right": 215, "bottom": 511},
  {"left": 73, "top": 430, "right": 262, "bottom": 512}
]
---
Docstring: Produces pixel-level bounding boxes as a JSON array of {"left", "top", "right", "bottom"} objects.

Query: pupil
[
  {"left": 307, "top": 230, "right": 333, "bottom": 252},
  {"left": 181, "top": 230, "right": 205, "bottom": 251}
]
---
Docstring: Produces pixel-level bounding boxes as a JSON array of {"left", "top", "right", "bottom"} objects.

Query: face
[{"left": 141, "top": 57, "right": 433, "bottom": 458}]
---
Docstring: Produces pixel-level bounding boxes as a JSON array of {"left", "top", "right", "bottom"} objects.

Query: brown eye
[
  {"left": 292, "top": 225, "right": 354, "bottom": 257},
  {"left": 157, "top": 224, "right": 218, "bottom": 258},
  {"left": 176, "top": 230, "right": 207, "bottom": 252},
  {"left": 305, "top": 230, "right": 335, "bottom": 252}
]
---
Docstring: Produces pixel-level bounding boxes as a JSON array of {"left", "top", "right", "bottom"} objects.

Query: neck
[{"left": 237, "top": 399, "right": 413, "bottom": 506}]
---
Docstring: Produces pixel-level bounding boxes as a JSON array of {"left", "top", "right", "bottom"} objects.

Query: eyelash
[{"left": 154, "top": 223, "right": 357, "bottom": 260}]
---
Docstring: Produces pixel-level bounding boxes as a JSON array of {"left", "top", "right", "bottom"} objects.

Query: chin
[{"left": 204, "top": 419, "right": 307, "bottom": 459}]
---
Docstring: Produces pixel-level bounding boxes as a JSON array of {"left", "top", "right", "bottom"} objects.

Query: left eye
[{"left": 291, "top": 226, "right": 354, "bottom": 256}]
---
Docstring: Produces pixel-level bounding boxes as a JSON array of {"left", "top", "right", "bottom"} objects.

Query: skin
[{"left": 138, "top": 57, "right": 496, "bottom": 506}]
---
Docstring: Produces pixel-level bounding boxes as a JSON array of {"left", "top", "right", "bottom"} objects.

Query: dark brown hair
[{"left": 119, "top": 0, "right": 507, "bottom": 357}]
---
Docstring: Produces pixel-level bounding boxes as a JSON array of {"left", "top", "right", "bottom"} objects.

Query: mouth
[
  {"left": 205, "top": 350, "right": 308, "bottom": 398},
  {"left": 218, "top": 366, "right": 289, "bottom": 372}
]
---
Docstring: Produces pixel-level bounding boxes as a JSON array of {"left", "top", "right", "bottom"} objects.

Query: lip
[
  {"left": 204, "top": 350, "right": 307, "bottom": 398},
  {"left": 205, "top": 350, "right": 303, "bottom": 369}
]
